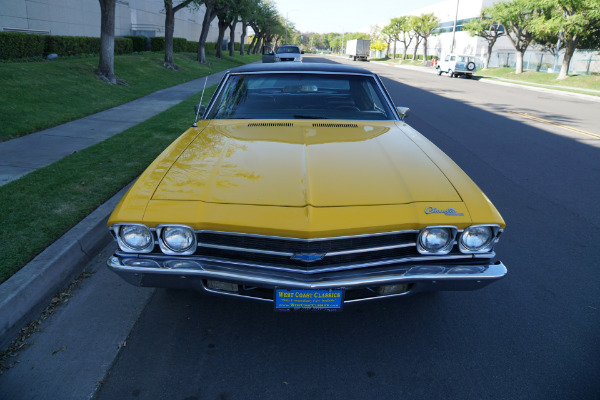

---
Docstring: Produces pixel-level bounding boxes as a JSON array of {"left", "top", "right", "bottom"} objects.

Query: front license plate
[{"left": 274, "top": 289, "right": 344, "bottom": 311}]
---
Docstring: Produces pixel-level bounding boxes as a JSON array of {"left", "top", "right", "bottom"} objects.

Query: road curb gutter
[{"left": 0, "top": 186, "right": 128, "bottom": 349}]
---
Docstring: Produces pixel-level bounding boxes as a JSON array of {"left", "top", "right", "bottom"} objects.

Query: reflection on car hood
[{"left": 152, "top": 121, "right": 461, "bottom": 207}]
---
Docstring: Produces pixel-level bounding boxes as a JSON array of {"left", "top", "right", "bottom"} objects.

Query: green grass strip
[
  {"left": 0, "top": 52, "right": 260, "bottom": 141},
  {"left": 0, "top": 87, "right": 216, "bottom": 284}
]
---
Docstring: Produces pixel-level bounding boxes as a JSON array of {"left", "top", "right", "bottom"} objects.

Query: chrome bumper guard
[{"left": 108, "top": 255, "right": 507, "bottom": 303}]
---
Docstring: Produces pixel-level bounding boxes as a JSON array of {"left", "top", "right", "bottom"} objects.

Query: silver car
[{"left": 262, "top": 45, "right": 303, "bottom": 63}]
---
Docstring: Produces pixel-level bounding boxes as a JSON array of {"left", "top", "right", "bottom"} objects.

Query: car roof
[{"left": 229, "top": 62, "right": 376, "bottom": 75}]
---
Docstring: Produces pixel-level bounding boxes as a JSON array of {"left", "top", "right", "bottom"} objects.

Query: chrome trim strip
[
  {"left": 196, "top": 229, "right": 419, "bottom": 242},
  {"left": 118, "top": 251, "right": 493, "bottom": 275},
  {"left": 108, "top": 256, "right": 507, "bottom": 290},
  {"left": 325, "top": 243, "right": 416, "bottom": 256},
  {"left": 197, "top": 243, "right": 294, "bottom": 257}
]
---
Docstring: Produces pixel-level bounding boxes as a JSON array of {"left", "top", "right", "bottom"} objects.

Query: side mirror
[
  {"left": 397, "top": 107, "right": 410, "bottom": 121},
  {"left": 194, "top": 105, "right": 206, "bottom": 118}
]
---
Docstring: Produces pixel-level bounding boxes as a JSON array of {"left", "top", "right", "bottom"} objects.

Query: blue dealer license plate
[{"left": 275, "top": 289, "right": 344, "bottom": 311}]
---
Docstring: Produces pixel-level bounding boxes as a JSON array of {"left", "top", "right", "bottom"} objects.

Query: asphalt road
[{"left": 3, "top": 55, "right": 599, "bottom": 400}]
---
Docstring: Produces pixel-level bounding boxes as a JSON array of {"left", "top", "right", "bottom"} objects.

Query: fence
[{"left": 486, "top": 49, "right": 600, "bottom": 75}]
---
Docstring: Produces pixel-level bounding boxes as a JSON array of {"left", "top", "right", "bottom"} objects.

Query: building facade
[{"left": 0, "top": 0, "right": 243, "bottom": 43}]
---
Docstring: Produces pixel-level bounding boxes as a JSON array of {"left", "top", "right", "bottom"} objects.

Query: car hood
[{"left": 151, "top": 121, "right": 461, "bottom": 207}]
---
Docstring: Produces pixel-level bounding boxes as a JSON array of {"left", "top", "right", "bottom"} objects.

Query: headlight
[
  {"left": 417, "top": 227, "right": 456, "bottom": 254},
  {"left": 459, "top": 225, "right": 498, "bottom": 253},
  {"left": 158, "top": 225, "right": 196, "bottom": 255},
  {"left": 117, "top": 224, "right": 153, "bottom": 253}
]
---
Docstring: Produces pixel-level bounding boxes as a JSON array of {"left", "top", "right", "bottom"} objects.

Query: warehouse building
[{"left": 0, "top": 0, "right": 243, "bottom": 43}]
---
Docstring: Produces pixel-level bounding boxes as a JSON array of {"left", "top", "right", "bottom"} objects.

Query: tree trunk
[
  {"left": 558, "top": 39, "right": 577, "bottom": 79},
  {"left": 392, "top": 39, "right": 397, "bottom": 59},
  {"left": 484, "top": 42, "right": 493, "bottom": 69},
  {"left": 515, "top": 50, "right": 524, "bottom": 74},
  {"left": 163, "top": 0, "right": 193, "bottom": 70},
  {"left": 228, "top": 20, "right": 236, "bottom": 57},
  {"left": 97, "top": 0, "right": 116, "bottom": 83},
  {"left": 422, "top": 37, "right": 428, "bottom": 64},
  {"left": 216, "top": 18, "right": 227, "bottom": 58},
  {"left": 402, "top": 44, "right": 408, "bottom": 60},
  {"left": 197, "top": 2, "right": 229, "bottom": 64},
  {"left": 164, "top": 2, "right": 176, "bottom": 69},
  {"left": 239, "top": 22, "right": 247, "bottom": 56}
]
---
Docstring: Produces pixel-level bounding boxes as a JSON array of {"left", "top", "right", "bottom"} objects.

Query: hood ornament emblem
[
  {"left": 291, "top": 253, "right": 327, "bottom": 262},
  {"left": 425, "top": 207, "right": 464, "bottom": 216}
]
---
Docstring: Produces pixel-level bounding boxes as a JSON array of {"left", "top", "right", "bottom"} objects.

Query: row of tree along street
[
  {"left": 371, "top": 0, "right": 599, "bottom": 80},
  {"left": 96, "top": 0, "right": 286, "bottom": 84}
]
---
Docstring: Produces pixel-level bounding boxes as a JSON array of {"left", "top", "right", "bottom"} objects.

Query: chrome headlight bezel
[
  {"left": 114, "top": 223, "right": 154, "bottom": 253},
  {"left": 417, "top": 226, "right": 458, "bottom": 255},
  {"left": 157, "top": 225, "right": 197, "bottom": 255},
  {"left": 458, "top": 225, "right": 501, "bottom": 254}
]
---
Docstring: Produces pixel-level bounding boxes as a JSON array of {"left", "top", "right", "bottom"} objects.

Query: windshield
[
  {"left": 206, "top": 73, "right": 396, "bottom": 121},
  {"left": 276, "top": 46, "right": 301, "bottom": 54}
]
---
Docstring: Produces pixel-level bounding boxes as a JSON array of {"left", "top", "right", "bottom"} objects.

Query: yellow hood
[{"left": 151, "top": 121, "right": 461, "bottom": 207}]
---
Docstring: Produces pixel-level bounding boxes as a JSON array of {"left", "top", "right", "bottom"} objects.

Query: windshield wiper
[{"left": 292, "top": 115, "right": 328, "bottom": 119}]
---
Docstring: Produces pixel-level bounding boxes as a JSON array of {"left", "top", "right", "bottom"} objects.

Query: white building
[
  {"left": 398, "top": 0, "right": 513, "bottom": 59},
  {"left": 0, "top": 0, "right": 243, "bottom": 43}
]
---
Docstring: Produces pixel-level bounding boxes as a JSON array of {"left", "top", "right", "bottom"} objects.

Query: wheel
[
  {"left": 448, "top": 69, "right": 454, "bottom": 78},
  {"left": 466, "top": 61, "right": 476, "bottom": 71},
  {"left": 353, "top": 56, "right": 356, "bottom": 61},
  {"left": 437, "top": 68, "right": 442, "bottom": 76}
]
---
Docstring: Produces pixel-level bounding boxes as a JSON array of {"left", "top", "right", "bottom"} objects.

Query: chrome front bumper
[{"left": 107, "top": 255, "right": 507, "bottom": 303}]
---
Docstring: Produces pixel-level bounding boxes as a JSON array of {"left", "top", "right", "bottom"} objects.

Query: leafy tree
[
  {"left": 462, "top": 9, "right": 505, "bottom": 69},
  {"left": 413, "top": 13, "right": 440, "bottom": 62},
  {"left": 380, "top": 25, "right": 393, "bottom": 58},
  {"left": 531, "top": 0, "right": 600, "bottom": 79},
  {"left": 386, "top": 17, "right": 405, "bottom": 59},
  {"left": 489, "top": 0, "right": 548, "bottom": 74},
  {"left": 97, "top": 0, "right": 116, "bottom": 83},
  {"left": 163, "top": 0, "right": 197, "bottom": 69}
]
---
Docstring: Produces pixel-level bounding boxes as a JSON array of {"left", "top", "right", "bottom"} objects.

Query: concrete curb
[{"left": 0, "top": 185, "right": 128, "bottom": 349}]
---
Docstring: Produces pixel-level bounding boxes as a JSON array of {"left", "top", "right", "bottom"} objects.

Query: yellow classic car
[{"left": 107, "top": 63, "right": 506, "bottom": 311}]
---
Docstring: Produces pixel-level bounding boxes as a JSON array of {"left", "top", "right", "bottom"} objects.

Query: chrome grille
[{"left": 191, "top": 231, "right": 450, "bottom": 271}]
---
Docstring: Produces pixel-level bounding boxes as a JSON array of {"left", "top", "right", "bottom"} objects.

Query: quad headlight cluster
[
  {"left": 417, "top": 225, "right": 501, "bottom": 255},
  {"left": 113, "top": 224, "right": 197, "bottom": 255}
]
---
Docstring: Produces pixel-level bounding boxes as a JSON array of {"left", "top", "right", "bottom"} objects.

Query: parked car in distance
[
  {"left": 262, "top": 45, "right": 303, "bottom": 63},
  {"left": 107, "top": 63, "right": 507, "bottom": 311},
  {"left": 437, "top": 54, "right": 477, "bottom": 78}
]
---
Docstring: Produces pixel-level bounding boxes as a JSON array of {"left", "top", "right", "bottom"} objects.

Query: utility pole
[{"left": 451, "top": 0, "right": 459, "bottom": 53}]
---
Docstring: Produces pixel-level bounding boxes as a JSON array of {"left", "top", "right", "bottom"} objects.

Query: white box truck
[{"left": 346, "top": 39, "right": 370, "bottom": 61}]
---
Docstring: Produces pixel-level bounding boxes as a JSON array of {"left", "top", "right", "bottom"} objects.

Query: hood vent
[
  {"left": 248, "top": 122, "right": 293, "bottom": 127},
  {"left": 312, "top": 123, "right": 359, "bottom": 128}
]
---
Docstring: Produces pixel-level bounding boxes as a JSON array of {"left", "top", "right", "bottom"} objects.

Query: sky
[{"left": 271, "top": 0, "right": 444, "bottom": 34}]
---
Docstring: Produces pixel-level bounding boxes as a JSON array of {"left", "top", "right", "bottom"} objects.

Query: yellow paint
[{"left": 108, "top": 120, "right": 505, "bottom": 237}]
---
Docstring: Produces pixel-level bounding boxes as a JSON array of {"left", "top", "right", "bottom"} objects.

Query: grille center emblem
[{"left": 290, "top": 253, "right": 327, "bottom": 262}]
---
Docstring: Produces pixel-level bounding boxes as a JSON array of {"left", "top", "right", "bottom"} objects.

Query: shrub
[
  {"left": 115, "top": 38, "right": 133, "bottom": 55},
  {"left": 0, "top": 32, "right": 46, "bottom": 59},
  {"left": 45, "top": 35, "right": 101, "bottom": 56},
  {"left": 150, "top": 37, "right": 165, "bottom": 52},
  {"left": 125, "top": 35, "right": 147, "bottom": 52}
]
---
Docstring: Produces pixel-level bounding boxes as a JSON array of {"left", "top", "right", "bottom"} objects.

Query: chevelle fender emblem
[
  {"left": 425, "top": 207, "right": 465, "bottom": 216},
  {"left": 290, "top": 253, "right": 327, "bottom": 262}
]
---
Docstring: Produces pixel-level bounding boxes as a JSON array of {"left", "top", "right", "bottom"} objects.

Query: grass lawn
[
  {"left": 475, "top": 68, "right": 600, "bottom": 94},
  {"left": 0, "top": 52, "right": 260, "bottom": 141},
  {"left": 0, "top": 87, "right": 216, "bottom": 284}
]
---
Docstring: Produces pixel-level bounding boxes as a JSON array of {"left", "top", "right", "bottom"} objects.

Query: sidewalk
[{"left": 0, "top": 70, "right": 227, "bottom": 186}]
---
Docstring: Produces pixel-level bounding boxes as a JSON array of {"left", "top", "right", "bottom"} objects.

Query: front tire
[{"left": 448, "top": 69, "right": 454, "bottom": 78}]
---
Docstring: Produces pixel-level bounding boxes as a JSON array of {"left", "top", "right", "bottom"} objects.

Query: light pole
[{"left": 451, "top": 0, "right": 459, "bottom": 53}]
